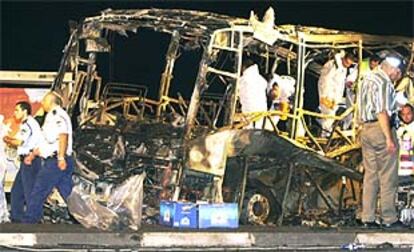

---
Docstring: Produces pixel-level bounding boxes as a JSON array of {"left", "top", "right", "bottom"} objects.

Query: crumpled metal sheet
[
  {"left": 67, "top": 173, "right": 145, "bottom": 231},
  {"left": 187, "top": 129, "right": 363, "bottom": 181},
  {"left": 74, "top": 123, "right": 184, "bottom": 181}
]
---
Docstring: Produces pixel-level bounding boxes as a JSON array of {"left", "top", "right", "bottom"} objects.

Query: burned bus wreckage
[{"left": 42, "top": 8, "right": 414, "bottom": 229}]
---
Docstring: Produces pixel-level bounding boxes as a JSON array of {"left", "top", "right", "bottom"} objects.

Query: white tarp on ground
[{"left": 67, "top": 173, "right": 145, "bottom": 231}]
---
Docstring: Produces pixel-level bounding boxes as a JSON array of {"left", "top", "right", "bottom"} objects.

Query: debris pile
[{"left": 71, "top": 122, "right": 184, "bottom": 225}]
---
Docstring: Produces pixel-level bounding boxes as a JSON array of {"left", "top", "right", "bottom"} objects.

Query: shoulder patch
[{"left": 56, "top": 114, "right": 69, "bottom": 127}]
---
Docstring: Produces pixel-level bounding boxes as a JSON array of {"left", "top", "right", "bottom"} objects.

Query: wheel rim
[{"left": 247, "top": 193, "right": 271, "bottom": 224}]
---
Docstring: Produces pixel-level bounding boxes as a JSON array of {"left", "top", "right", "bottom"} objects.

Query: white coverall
[
  {"left": 239, "top": 64, "right": 268, "bottom": 129},
  {"left": 267, "top": 74, "right": 296, "bottom": 126},
  {"left": 318, "top": 52, "right": 348, "bottom": 136},
  {"left": 342, "top": 66, "right": 358, "bottom": 129}
]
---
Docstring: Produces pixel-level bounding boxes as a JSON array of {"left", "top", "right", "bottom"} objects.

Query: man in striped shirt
[{"left": 357, "top": 54, "right": 406, "bottom": 228}]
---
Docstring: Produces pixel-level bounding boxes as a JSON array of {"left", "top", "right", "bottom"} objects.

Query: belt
[
  {"left": 43, "top": 152, "right": 72, "bottom": 160},
  {"left": 362, "top": 118, "right": 397, "bottom": 129},
  {"left": 20, "top": 155, "right": 41, "bottom": 162},
  {"left": 363, "top": 119, "right": 378, "bottom": 124},
  {"left": 43, "top": 152, "right": 58, "bottom": 160}
]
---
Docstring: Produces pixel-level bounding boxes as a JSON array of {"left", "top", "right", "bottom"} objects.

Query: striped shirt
[{"left": 357, "top": 68, "right": 397, "bottom": 122}]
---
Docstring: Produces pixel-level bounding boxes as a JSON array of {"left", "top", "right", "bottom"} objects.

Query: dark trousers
[
  {"left": 22, "top": 156, "right": 74, "bottom": 223},
  {"left": 10, "top": 156, "right": 41, "bottom": 222}
]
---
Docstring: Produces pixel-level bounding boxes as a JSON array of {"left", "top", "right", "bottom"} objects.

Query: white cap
[
  {"left": 384, "top": 56, "right": 402, "bottom": 68},
  {"left": 384, "top": 54, "right": 406, "bottom": 73}
]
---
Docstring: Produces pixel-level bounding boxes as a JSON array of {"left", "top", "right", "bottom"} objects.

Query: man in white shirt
[
  {"left": 397, "top": 103, "right": 414, "bottom": 176},
  {"left": 318, "top": 51, "right": 357, "bottom": 136},
  {"left": 239, "top": 59, "right": 268, "bottom": 129},
  {"left": 3, "top": 101, "right": 42, "bottom": 222},
  {"left": 22, "top": 92, "right": 74, "bottom": 223}
]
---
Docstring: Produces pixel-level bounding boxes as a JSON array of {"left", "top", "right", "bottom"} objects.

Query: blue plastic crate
[
  {"left": 159, "top": 201, "right": 198, "bottom": 228},
  {"left": 198, "top": 203, "right": 239, "bottom": 229}
]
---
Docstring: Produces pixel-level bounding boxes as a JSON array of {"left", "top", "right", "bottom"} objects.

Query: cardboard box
[
  {"left": 159, "top": 201, "right": 198, "bottom": 228},
  {"left": 198, "top": 203, "right": 239, "bottom": 229}
]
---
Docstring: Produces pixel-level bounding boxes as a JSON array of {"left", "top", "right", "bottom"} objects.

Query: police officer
[
  {"left": 358, "top": 54, "right": 406, "bottom": 228},
  {"left": 3, "top": 101, "right": 42, "bottom": 222},
  {"left": 22, "top": 92, "right": 74, "bottom": 223}
]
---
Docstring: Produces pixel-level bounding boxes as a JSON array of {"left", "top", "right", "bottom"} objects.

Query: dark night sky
[{"left": 1, "top": 1, "right": 413, "bottom": 100}]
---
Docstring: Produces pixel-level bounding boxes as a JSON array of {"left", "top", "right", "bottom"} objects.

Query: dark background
[{"left": 1, "top": 1, "right": 413, "bottom": 100}]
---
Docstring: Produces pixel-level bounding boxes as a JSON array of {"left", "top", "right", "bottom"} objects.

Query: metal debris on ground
[
  {"left": 69, "top": 122, "right": 184, "bottom": 226},
  {"left": 67, "top": 173, "right": 145, "bottom": 231}
]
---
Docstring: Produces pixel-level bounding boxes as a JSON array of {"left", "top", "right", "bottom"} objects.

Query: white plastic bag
[{"left": 67, "top": 173, "right": 145, "bottom": 231}]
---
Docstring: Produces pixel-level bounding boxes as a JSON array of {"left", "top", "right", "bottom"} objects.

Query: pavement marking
[
  {"left": 0, "top": 233, "right": 37, "bottom": 246},
  {"left": 141, "top": 232, "right": 254, "bottom": 247},
  {"left": 356, "top": 233, "right": 414, "bottom": 245}
]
